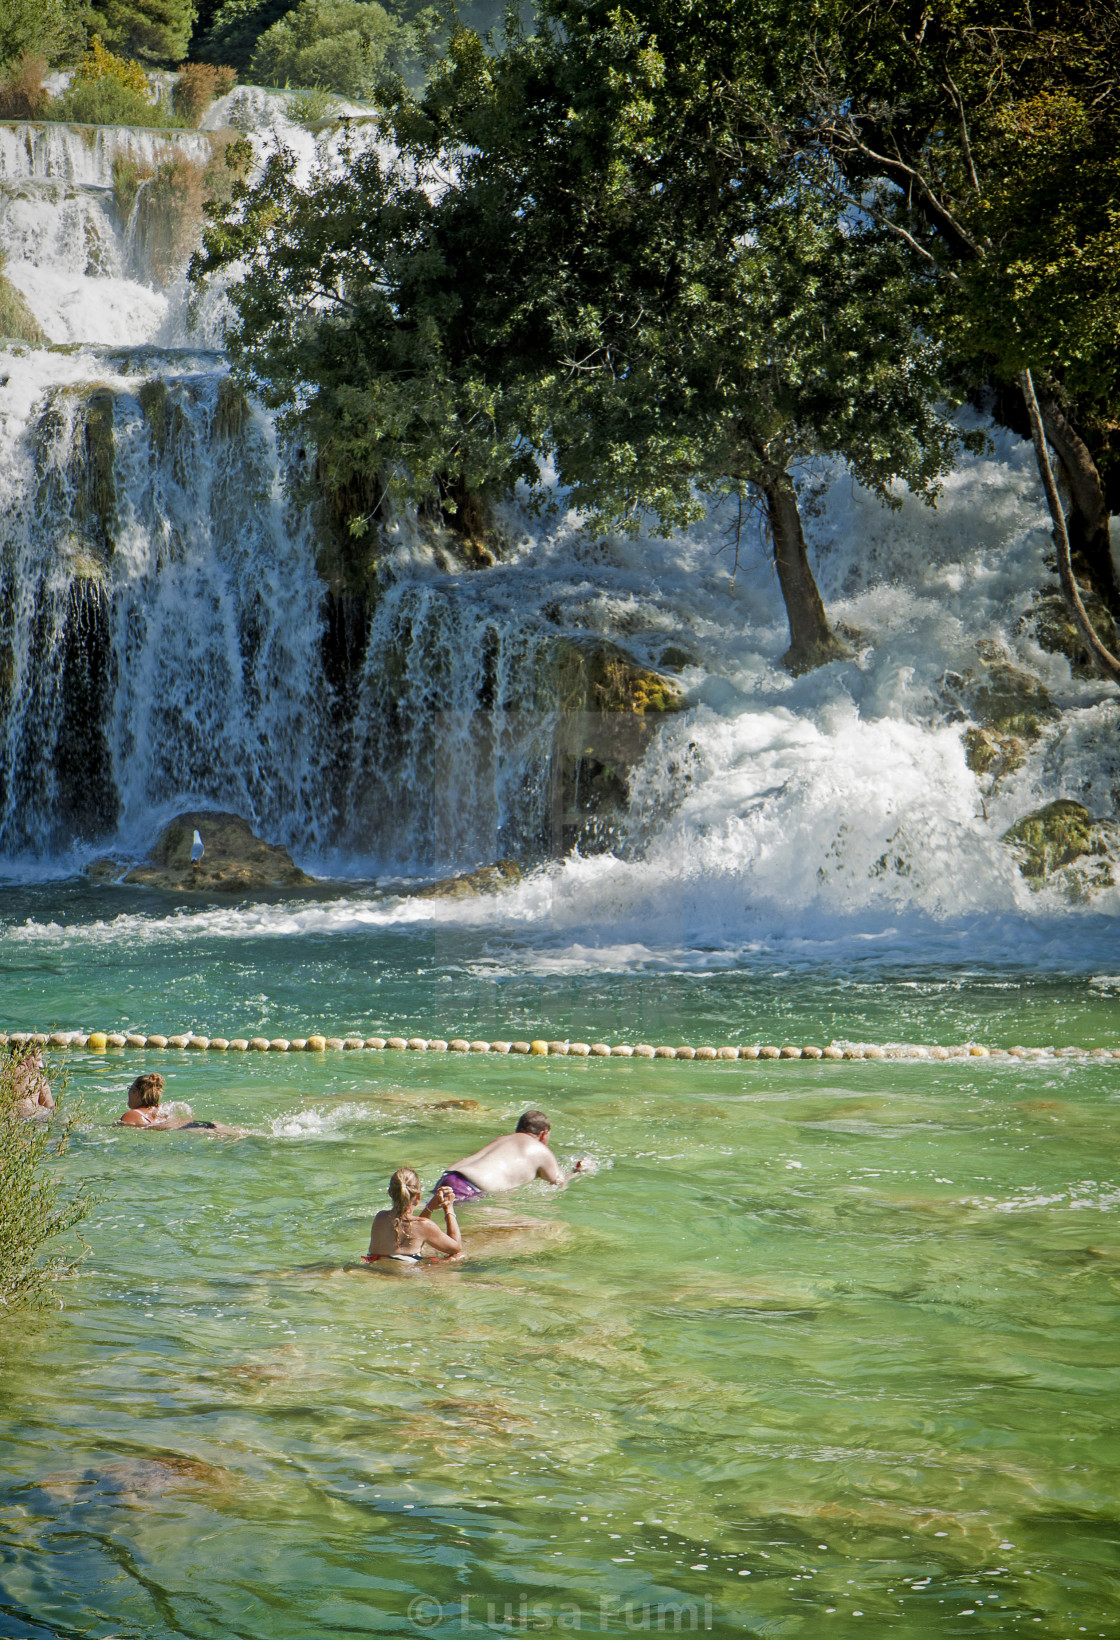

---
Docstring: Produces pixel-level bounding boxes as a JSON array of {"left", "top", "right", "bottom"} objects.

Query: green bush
[
  {"left": 47, "top": 71, "right": 176, "bottom": 122},
  {"left": 0, "top": 0, "right": 90, "bottom": 72},
  {"left": 249, "top": 0, "right": 406, "bottom": 99},
  {"left": 0, "top": 1049, "right": 93, "bottom": 1312}
]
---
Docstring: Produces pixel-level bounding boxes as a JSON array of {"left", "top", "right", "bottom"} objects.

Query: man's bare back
[
  {"left": 446, "top": 1130, "right": 564, "bottom": 1193},
  {"left": 431, "top": 1109, "right": 588, "bottom": 1198}
]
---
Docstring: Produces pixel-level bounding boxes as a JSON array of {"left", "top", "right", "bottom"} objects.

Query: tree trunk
[
  {"left": 761, "top": 477, "right": 851, "bottom": 674},
  {"left": 1020, "top": 369, "right": 1120, "bottom": 683},
  {"left": 1032, "top": 380, "right": 1120, "bottom": 619}
]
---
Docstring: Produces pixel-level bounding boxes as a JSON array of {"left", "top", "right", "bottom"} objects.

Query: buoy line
[{"left": 2, "top": 1030, "right": 1118, "bottom": 1061}]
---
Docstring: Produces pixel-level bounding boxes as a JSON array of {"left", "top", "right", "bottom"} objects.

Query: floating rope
[{"left": 2, "top": 1030, "right": 1117, "bottom": 1061}]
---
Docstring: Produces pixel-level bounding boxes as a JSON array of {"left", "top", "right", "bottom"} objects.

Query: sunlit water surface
[{"left": 2, "top": 884, "right": 1119, "bottom": 1639}]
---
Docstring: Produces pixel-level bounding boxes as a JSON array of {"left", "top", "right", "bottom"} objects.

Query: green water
[
  {"left": 3, "top": 1044, "right": 1120, "bottom": 1637},
  {"left": 2, "top": 889, "right": 1120, "bottom": 1636}
]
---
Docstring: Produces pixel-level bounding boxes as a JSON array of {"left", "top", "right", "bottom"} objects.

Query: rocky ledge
[
  {"left": 87, "top": 811, "right": 316, "bottom": 893},
  {"left": 1002, "top": 800, "right": 1118, "bottom": 897}
]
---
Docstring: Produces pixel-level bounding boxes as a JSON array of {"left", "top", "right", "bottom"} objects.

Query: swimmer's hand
[
  {"left": 572, "top": 1156, "right": 595, "bottom": 1175},
  {"left": 435, "top": 1185, "right": 457, "bottom": 1212}
]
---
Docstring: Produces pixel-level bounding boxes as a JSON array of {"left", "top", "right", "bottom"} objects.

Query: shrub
[
  {"left": 249, "top": 0, "right": 406, "bottom": 100},
  {"left": 114, "top": 134, "right": 252, "bottom": 284},
  {"left": 0, "top": 52, "right": 50, "bottom": 119},
  {"left": 46, "top": 35, "right": 179, "bottom": 125},
  {"left": 0, "top": 1049, "right": 93, "bottom": 1312},
  {"left": 173, "top": 60, "right": 237, "bottom": 124},
  {"left": 50, "top": 73, "right": 172, "bottom": 124},
  {"left": 284, "top": 84, "right": 338, "bottom": 125},
  {"left": 76, "top": 33, "right": 151, "bottom": 94}
]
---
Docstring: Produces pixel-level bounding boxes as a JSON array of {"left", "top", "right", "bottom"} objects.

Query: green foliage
[
  {"left": 197, "top": 2, "right": 967, "bottom": 558},
  {"left": 91, "top": 0, "right": 196, "bottom": 64},
  {"left": 0, "top": 0, "right": 92, "bottom": 70},
  {"left": 194, "top": 0, "right": 531, "bottom": 78},
  {"left": 0, "top": 1051, "right": 93, "bottom": 1312},
  {"left": 195, "top": 0, "right": 302, "bottom": 74},
  {"left": 249, "top": 0, "right": 407, "bottom": 97},
  {"left": 799, "top": 1, "right": 1120, "bottom": 480},
  {"left": 44, "top": 32, "right": 180, "bottom": 121},
  {"left": 48, "top": 71, "right": 176, "bottom": 123}
]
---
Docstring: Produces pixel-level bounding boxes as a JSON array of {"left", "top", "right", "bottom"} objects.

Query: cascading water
[{"left": 1, "top": 99, "right": 1118, "bottom": 946}]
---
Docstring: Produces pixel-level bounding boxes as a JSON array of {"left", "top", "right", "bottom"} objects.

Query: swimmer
[
  {"left": 9, "top": 1049, "right": 54, "bottom": 1119},
  {"left": 363, "top": 1168, "right": 462, "bottom": 1265},
  {"left": 118, "top": 1072, "right": 170, "bottom": 1127},
  {"left": 428, "top": 1110, "right": 588, "bottom": 1202},
  {"left": 117, "top": 1072, "right": 240, "bottom": 1134}
]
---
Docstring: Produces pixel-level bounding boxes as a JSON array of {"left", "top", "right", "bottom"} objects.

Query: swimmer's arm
[
  {"left": 418, "top": 1188, "right": 462, "bottom": 1255},
  {"left": 535, "top": 1150, "right": 565, "bottom": 1185}
]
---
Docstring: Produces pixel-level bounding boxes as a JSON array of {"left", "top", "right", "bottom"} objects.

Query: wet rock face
[
  {"left": 947, "top": 651, "right": 1058, "bottom": 783},
  {"left": 90, "top": 811, "right": 315, "bottom": 893},
  {"left": 412, "top": 859, "right": 523, "bottom": 899},
  {"left": 1002, "top": 799, "right": 1118, "bottom": 895},
  {"left": 1021, "top": 588, "right": 1120, "bottom": 678},
  {"left": 550, "top": 638, "right": 685, "bottom": 854}
]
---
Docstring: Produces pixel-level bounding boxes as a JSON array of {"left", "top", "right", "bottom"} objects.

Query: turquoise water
[{"left": 2, "top": 884, "right": 1120, "bottom": 1638}]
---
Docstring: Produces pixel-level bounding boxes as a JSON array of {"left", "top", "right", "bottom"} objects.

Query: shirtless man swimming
[{"left": 427, "top": 1109, "right": 585, "bottom": 1202}]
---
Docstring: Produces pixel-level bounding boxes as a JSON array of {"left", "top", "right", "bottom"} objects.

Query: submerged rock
[
  {"left": 94, "top": 811, "right": 316, "bottom": 893},
  {"left": 1002, "top": 800, "right": 1117, "bottom": 895},
  {"left": 413, "top": 859, "right": 522, "bottom": 899}
]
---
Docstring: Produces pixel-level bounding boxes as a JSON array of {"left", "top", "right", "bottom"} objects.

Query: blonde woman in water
[{"left": 363, "top": 1168, "right": 462, "bottom": 1265}]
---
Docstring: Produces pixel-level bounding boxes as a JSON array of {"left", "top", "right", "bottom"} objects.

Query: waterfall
[{"left": 1, "top": 109, "right": 1118, "bottom": 929}]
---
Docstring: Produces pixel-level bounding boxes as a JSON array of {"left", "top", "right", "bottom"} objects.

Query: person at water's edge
[{"left": 428, "top": 1110, "right": 588, "bottom": 1202}]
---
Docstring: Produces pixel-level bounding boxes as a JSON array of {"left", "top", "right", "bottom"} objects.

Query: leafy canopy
[
  {"left": 796, "top": 0, "right": 1120, "bottom": 444},
  {"left": 198, "top": 0, "right": 968, "bottom": 551},
  {"left": 250, "top": 0, "right": 411, "bottom": 98}
]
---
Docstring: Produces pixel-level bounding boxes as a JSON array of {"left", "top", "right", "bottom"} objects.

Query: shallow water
[{"left": 3, "top": 889, "right": 1120, "bottom": 1638}]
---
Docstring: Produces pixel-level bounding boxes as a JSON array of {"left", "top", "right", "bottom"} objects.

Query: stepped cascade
[{"left": 0, "top": 98, "right": 1118, "bottom": 934}]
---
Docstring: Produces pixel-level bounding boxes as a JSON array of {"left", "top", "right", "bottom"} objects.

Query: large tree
[
  {"left": 795, "top": 0, "right": 1120, "bottom": 653},
  {"left": 92, "top": 0, "right": 196, "bottom": 63},
  {"left": 197, "top": 0, "right": 970, "bottom": 671}
]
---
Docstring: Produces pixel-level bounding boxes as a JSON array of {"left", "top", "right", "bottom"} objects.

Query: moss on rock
[
  {"left": 1021, "top": 588, "right": 1120, "bottom": 679},
  {"left": 0, "top": 268, "right": 44, "bottom": 342},
  {"left": 549, "top": 638, "right": 685, "bottom": 853},
  {"left": 1002, "top": 799, "right": 1117, "bottom": 893},
  {"left": 412, "top": 859, "right": 523, "bottom": 899}
]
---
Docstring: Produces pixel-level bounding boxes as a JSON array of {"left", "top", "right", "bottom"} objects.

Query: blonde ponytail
[{"left": 388, "top": 1167, "right": 421, "bottom": 1248}]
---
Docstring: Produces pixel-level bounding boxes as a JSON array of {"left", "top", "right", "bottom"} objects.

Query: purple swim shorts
[{"left": 433, "top": 1169, "right": 484, "bottom": 1201}]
